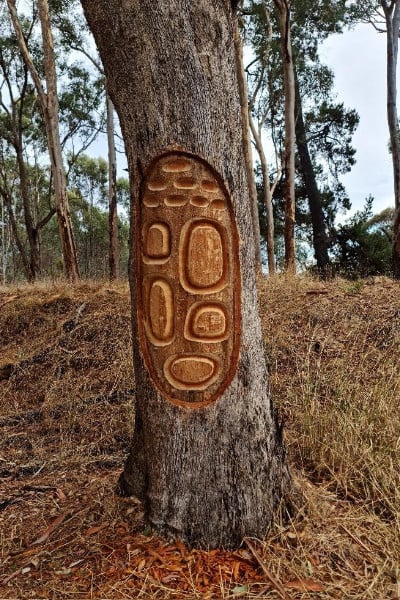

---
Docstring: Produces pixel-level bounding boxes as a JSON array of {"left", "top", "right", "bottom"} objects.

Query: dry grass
[{"left": 0, "top": 275, "right": 399, "bottom": 599}]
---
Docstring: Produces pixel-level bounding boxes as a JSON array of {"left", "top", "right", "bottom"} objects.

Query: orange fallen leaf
[
  {"left": 84, "top": 522, "right": 110, "bottom": 537},
  {"left": 285, "top": 578, "right": 324, "bottom": 592},
  {"left": 31, "top": 512, "right": 68, "bottom": 546}
]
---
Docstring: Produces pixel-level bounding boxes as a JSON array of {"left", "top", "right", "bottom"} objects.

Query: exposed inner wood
[{"left": 138, "top": 151, "right": 240, "bottom": 408}]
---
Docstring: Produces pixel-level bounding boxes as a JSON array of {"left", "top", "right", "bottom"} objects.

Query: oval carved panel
[
  {"left": 137, "top": 151, "right": 241, "bottom": 409},
  {"left": 180, "top": 220, "right": 227, "bottom": 293},
  {"left": 143, "top": 222, "right": 171, "bottom": 265},
  {"left": 184, "top": 302, "right": 228, "bottom": 343},
  {"left": 164, "top": 355, "right": 220, "bottom": 390},
  {"left": 148, "top": 279, "right": 174, "bottom": 345}
]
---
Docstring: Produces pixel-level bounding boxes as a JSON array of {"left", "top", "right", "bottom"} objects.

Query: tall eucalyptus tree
[{"left": 7, "top": 0, "right": 79, "bottom": 280}]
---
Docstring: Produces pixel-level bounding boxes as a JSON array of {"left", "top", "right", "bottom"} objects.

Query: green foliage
[{"left": 332, "top": 197, "right": 393, "bottom": 278}]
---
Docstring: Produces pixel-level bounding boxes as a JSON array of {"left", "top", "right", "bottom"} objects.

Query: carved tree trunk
[
  {"left": 274, "top": 0, "right": 296, "bottom": 274},
  {"left": 106, "top": 92, "right": 120, "bottom": 280},
  {"left": 81, "top": 0, "right": 290, "bottom": 549}
]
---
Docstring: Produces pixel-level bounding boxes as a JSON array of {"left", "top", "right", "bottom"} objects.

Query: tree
[
  {"left": 273, "top": 0, "right": 296, "bottom": 273},
  {"left": 245, "top": 1, "right": 280, "bottom": 275},
  {"left": 233, "top": 19, "right": 262, "bottom": 271},
  {"left": 332, "top": 198, "right": 393, "bottom": 278},
  {"left": 7, "top": 0, "right": 80, "bottom": 281},
  {"left": 246, "top": 0, "right": 358, "bottom": 276},
  {"left": 81, "top": 0, "right": 290, "bottom": 548},
  {"left": 352, "top": 1, "right": 400, "bottom": 277}
]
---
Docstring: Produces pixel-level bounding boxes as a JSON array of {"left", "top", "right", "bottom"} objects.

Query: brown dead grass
[{"left": 0, "top": 275, "right": 399, "bottom": 599}]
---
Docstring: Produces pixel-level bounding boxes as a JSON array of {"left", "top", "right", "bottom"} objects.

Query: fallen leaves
[
  {"left": 31, "top": 512, "right": 68, "bottom": 546},
  {"left": 285, "top": 577, "right": 324, "bottom": 592}
]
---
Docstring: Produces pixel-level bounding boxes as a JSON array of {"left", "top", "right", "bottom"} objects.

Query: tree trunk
[
  {"left": 81, "top": 0, "right": 290, "bottom": 549},
  {"left": 233, "top": 20, "right": 262, "bottom": 272},
  {"left": 249, "top": 114, "right": 276, "bottom": 275},
  {"left": 106, "top": 91, "right": 120, "bottom": 280},
  {"left": 38, "top": 0, "right": 80, "bottom": 281},
  {"left": 294, "top": 73, "right": 330, "bottom": 277},
  {"left": 274, "top": 0, "right": 296, "bottom": 274},
  {"left": 1, "top": 188, "right": 32, "bottom": 282},
  {"left": 15, "top": 143, "right": 40, "bottom": 281},
  {"left": 382, "top": 0, "right": 400, "bottom": 278},
  {"left": 7, "top": 0, "right": 80, "bottom": 281}
]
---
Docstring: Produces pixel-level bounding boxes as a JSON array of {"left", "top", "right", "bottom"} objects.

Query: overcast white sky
[{"left": 321, "top": 23, "right": 395, "bottom": 218}]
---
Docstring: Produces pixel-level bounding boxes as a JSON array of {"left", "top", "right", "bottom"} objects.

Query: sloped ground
[{"left": 0, "top": 276, "right": 399, "bottom": 599}]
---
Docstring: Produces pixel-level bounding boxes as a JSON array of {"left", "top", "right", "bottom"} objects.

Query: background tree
[
  {"left": 273, "top": 0, "right": 296, "bottom": 272},
  {"left": 81, "top": 0, "right": 290, "bottom": 548},
  {"left": 332, "top": 198, "right": 393, "bottom": 278},
  {"left": 351, "top": 0, "right": 400, "bottom": 277},
  {"left": 245, "top": 0, "right": 358, "bottom": 274},
  {"left": 7, "top": 0, "right": 80, "bottom": 280}
]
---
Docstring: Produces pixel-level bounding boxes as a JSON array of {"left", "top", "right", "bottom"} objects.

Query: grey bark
[
  {"left": 233, "top": 20, "right": 262, "bottom": 271},
  {"left": 381, "top": 0, "right": 400, "bottom": 277},
  {"left": 273, "top": 0, "right": 296, "bottom": 273},
  {"left": 81, "top": 0, "right": 290, "bottom": 549},
  {"left": 106, "top": 92, "right": 120, "bottom": 280},
  {"left": 7, "top": 0, "right": 80, "bottom": 281}
]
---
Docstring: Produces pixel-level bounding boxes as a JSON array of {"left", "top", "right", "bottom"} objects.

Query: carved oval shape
[
  {"left": 165, "top": 194, "right": 187, "bottom": 207},
  {"left": 143, "top": 195, "right": 160, "bottom": 208},
  {"left": 148, "top": 279, "right": 174, "bottom": 345},
  {"left": 185, "top": 302, "right": 228, "bottom": 342},
  {"left": 162, "top": 158, "right": 192, "bottom": 172},
  {"left": 148, "top": 178, "right": 167, "bottom": 191},
  {"left": 201, "top": 180, "right": 218, "bottom": 192},
  {"left": 211, "top": 199, "right": 226, "bottom": 210},
  {"left": 144, "top": 223, "right": 171, "bottom": 260},
  {"left": 174, "top": 177, "right": 197, "bottom": 190},
  {"left": 190, "top": 195, "right": 209, "bottom": 208},
  {"left": 164, "top": 355, "right": 220, "bottom": 390},
  {"left": 180, "top": 220, "right": 227, "bottom": 293}
]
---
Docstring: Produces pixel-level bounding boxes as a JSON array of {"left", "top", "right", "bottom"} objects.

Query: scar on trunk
[{"left": 137, "top": 151, "right": 241, "bottom": 409}]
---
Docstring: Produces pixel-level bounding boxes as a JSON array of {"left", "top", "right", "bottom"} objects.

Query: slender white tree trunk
[
  {"left": 381, "top": 0, "right": 400, "bottom": 277},
  {"left": 274, "top": 0, "right": 296, "bottom": 273}
]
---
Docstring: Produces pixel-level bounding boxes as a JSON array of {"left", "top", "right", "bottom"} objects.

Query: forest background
[{"left": 0, "top": 0, "right": 398, "bottom": 284}]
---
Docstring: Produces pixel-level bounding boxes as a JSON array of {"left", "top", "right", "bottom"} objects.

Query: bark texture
[
  {"left": 82, "top": 0, "right": 290, "bottom": 549},
  {"left": 274, "top": 0, "right": 296, "bottom": 273},
  {"left": 381, "top": 0, "right": 400, "bottom": 278},
  {"left": 106, "top": 92, "right": 120, "bottom": 280},
  {"left": 294, "top": 74, "right": 330, "bottom": 277},
  {"left": 7, "top": 0, "right": 80, "bottom": 281}
]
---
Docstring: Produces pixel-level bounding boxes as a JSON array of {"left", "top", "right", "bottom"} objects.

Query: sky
[
  {"left": 98, "top": 21, "right": 396, "bottom": 223},
  {"left": 321, "top": 23, "right": 395, "bottom": 218}
]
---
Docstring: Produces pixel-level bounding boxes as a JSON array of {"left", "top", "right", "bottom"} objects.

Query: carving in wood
[{"left": 137, "top": 151, "right": 241, "bottom": 408}]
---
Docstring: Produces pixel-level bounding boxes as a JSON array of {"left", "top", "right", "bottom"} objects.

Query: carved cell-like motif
[
  {"left": 144, "top": 223, "right": 171, "bottom": 260},
  {"left": 137, "top": 151, "right": 241, "bottom": 408},
  {"left": 184, "top": 302, "right": 228, "bottom": 343},
  {"left": 164, "top": 355, "right": 220, "bottom": 390},
  {"left": 180, "top": 220, "right": 227, "bottom": 293}
]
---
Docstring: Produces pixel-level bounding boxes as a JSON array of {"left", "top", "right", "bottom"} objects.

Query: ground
[{"left": 0, "top": 275, "right": 399, "bottom": 599}]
